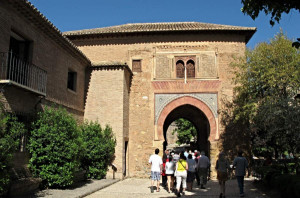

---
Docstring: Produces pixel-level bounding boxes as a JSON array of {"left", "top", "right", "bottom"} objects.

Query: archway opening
[{"left": 163, "top": 104, "right": 210, "bottom": 157}]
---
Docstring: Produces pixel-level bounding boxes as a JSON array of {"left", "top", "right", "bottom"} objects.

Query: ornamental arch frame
[{"left": 155, "top": 96, "right": 218, "bottom": 142}]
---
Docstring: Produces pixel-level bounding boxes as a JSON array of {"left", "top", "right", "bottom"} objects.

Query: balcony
[{"left": 0, "top": 52, "right": 47, "bottom": 96}]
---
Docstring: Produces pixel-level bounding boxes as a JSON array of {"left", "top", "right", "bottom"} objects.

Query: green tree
[
  {"left": 28, "top": 107, "right": 81, "bottom": 188},
  {"left": 241, "top": 0, "right": 300, "bottom": 26},
  {"left": 80, "top": 121, "right": 116, "bottom": 179},
  {"left": 0, "top": 100, "right": 25, "bottom": 195},
  {"left": 234, "top": 32, "right": 300, "bottom": 100},
  {"left": 253, "top": 97, "right": 300, "bottom": 159},
  {"left": 172, "top": 118, "right": 197, "bottom": 145},
  {"left": 220, "top": 32, "right": 300, "bottom": 164},
  {"left": 241, "top": 0, "right": 300, "bottom": 48}
]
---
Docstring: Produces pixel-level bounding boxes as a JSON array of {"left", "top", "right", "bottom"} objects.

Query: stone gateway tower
[{"left": 64, "top": 22, "right": 256, "bottom": 178}]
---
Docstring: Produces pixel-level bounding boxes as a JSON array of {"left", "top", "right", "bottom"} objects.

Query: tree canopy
[
  {"left": 172, "top": 118, "right": 197, "bottom": 145},
  {"left": 220, "top": 32, "right": 300, "bottom": 162},
  {"left": 241, "top": 0, "right": 300, "bottom": 26},
  {"left": 241, "top": 0, "right": 300, "bottom": 48}
]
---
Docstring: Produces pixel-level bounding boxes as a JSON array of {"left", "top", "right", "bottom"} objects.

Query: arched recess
[
  {"left": 156, "top": 96, "right": 217, "bottom": 142},
  {"left": 176, "top": 60, "right": 184, "bottom": 78},
  {"left": 186, "top": 59, "right": 195, "bottom": 78}
]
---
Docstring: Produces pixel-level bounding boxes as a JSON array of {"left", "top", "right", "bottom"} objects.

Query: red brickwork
[{"left": 152, "top": 80, "right": 221, "bottom": 93}]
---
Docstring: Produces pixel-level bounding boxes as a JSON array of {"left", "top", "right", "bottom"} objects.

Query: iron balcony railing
[{"left": 0, "top": 52, "right": 47, "bottom": 95}]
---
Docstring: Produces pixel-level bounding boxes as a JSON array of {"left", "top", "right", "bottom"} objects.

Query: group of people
[
  {"left": 149, "top": 148, "right": 248, "bottom": 198},
  {"left": 149, "top": 148, "right": 211, "bottom": 197}
]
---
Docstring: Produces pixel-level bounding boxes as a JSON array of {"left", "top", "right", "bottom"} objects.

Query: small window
[
  {"left": 175, "top": 56, "right": 196, "bottom": 79},
  {"left": 132, "top": 60, "right": 142, "bottom": 72},
  {"left": 176, "top": 60, "right": 184, "bottom": 78},
  {"left": 67, "top": 70, "right": 77, "bottom": 91},
  {"left": 186, "top": 60, "right": 195, "bottom": 78}
]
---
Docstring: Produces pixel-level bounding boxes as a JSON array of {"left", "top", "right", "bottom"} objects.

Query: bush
[
  {"left": 0, "top": 111, "right": 25, "bottom": 195},
  {"left": 80, "top": 121, "right": 116, "bottom": 179},
  {"left": 28, "top": 107, "right": 81, "bottom": 188},
  {"left": 274, "top": 174, "right": 300, "bottom": 198}
]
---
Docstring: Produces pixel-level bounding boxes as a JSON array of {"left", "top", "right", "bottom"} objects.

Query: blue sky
[{"left": 29, "top": 0, "right": 300, "bottom": 49}]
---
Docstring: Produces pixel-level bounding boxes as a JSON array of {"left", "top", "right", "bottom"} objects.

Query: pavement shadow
[
  {"left": 13, "top": 179, "right": 94, "bottom": 198},
  {"left": 152, "top": 180, "right": 221, "bottom": 198},
  {"left": 156, "top": 179, "right": 266, "bottom": 198}
]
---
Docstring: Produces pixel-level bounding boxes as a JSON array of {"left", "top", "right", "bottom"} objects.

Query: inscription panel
[
  {"left": 199, "top": 52, "right": 217, "bottom": 78},
  {"left": 155, "top": 55, "right": 171, "bottom": 79}
]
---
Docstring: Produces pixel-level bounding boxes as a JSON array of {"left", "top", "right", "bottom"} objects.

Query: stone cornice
[{"left": 90, "top": 64, "right": 133, "bottom": 76}]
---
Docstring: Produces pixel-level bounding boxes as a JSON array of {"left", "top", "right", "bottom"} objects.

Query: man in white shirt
[
  {"left": 149, "top": 148, "right": 163, "bottom": 193},
  {"left": 197, "top": 151, "right": 210, "bottom": 189}
]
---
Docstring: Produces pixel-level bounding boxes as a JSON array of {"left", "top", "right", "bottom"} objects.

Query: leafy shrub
[
  {"left": 273, "top": 174, "right": 300, "bottom": 198},
  {"left": 0, "top": 110, "right": 25, "bottom": 195},
  {"left": 28, "top": 107, "right": 81, "bottom": 188},
  {"left": 80, "top": 121, "right": 116, "bottom": 179}
]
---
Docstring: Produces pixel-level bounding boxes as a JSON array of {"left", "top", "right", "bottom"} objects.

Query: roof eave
[
  {"left": 65, "top": 28, "right": 257, "bottom": 43},
  {"left": 9, "top": 0, "right": 91, "bottom": 65},
  {"left": 90, "top": 64, "right": 133, "bottom": 76}
]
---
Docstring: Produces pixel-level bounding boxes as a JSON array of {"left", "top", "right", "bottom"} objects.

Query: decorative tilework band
[{"left": 155, "top": 93, "right": 218, "bottom": 124}]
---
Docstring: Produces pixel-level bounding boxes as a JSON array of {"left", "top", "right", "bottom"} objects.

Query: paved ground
[
  {"left": 85, "top": 177, "right": 268, "bottom": 198},
  {"left": 19, "top": 179, "right": 120, "bottom": 198}
]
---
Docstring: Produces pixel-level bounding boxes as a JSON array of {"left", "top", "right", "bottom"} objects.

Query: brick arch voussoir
[{"left": 156, "top": 96, "right": 217, "bottom": 141}]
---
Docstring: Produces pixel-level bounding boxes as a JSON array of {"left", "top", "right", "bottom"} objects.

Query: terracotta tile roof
[
  {"left": 63, "top": 22, "right": 256, "bottom": 36},
  {"left": 8, "top": 0, "right": 90, "bottom": 64}
]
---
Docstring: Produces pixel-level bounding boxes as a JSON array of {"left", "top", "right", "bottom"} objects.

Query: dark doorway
[
  {"left": 163, "top": 104, "right": 210, "bottom": 157},
  {"left": 124, "top": 141, "right": 128, "bottom": 176}
]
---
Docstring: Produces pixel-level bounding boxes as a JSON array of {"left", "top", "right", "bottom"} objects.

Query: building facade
[
  {"left": 0, "top": 0, "right": 90, "bottom": 120},
  {"left": 0, "top": 2, "right": 90, "bottom": 190},
  {"left": 0, "top": 0, "right": 256, "bottom": 180},
  {"left": 65, "top": 23, "right": 256, "bottom": 178}
]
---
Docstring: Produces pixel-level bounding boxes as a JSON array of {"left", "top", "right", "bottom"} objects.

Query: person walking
[
  {"left": 173, "top": 151, "right": 180, "bottom": 163},
  {"left": 197, "top": 151, "right": 210, "bottom": 189},
  {"left": 184, "top": 149, "right": 189, "bottom": 158},
  {"left": 165, "top": 156, "right": 175, "bottom": 193},
  {"left": 194, "top": 151, "right": 200, "bottom": 186},
  {"left": 162, "top": 149, "right": 170, "bottom": 187},
  {"left": 162, "top": 157, "right": 167, "bottom": 187},
  {"left": 149, "top": 148, "right": 163, "bottom": 193},
  {"left": 186, "top": 154, "right": 197, "bottom": 191},
  {"left": 233, "top": 151, "right": 248, "bottom": 197},
  {"left": 175, "top": 152, "right": 188, "bottom": 197},
  {"left": 216, "top": 152, "right": 229, "bottom": 198}
]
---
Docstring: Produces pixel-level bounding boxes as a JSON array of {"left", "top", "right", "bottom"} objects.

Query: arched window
[
  {"left": 186, "top": 59, "right": 195, "bottom": 78},
  {"left": 176, "top": 60, "right": 184, "bottom": 78}
]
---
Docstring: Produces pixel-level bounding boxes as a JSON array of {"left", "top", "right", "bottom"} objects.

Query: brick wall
[
  {"left": 84, "top": 66, "right": 130, "bottom": 178},
  {"left": 0, "top": 0, "right": 90, "bottom": 180},
  {"left": 0, "top": 1, "right": 88, "bottom": 118}
]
